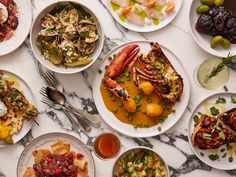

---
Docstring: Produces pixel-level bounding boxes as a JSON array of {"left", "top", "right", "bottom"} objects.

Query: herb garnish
[
  {"left": 229, "top": 157, "right": 233, "bottom": 163},
  {"left": 231, "top": 96, "right": 236, "bottom": 104},
  {"left": 202, "top": 132, "right": 212, "bottom": 140},
  {"left": 208, "top": 154, "right": 219, "bottom": 161},
  {"left": 79, "top": 31, "right": 89, "bottom": 38},
  {"left": 219, "top": 131, "right": 225, "bottom": 140},
  {"left": 210, "top": 106, "right": 220, "bottom": 116},
  {"left": 215, "top": 97, "right": 226, "bottom": 104},
  {"left": 193, "top": 115, "right": 199, "bottom": 122},
  {"left": 205, "top": 53, "right": 236, "bottom": 82}
]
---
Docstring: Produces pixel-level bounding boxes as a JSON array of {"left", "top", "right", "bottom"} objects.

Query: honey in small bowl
[{"left": 94, "top": 133, "right": 121, "bottom": 159}]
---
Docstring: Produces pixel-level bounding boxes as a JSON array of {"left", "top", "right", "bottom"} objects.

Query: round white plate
[
  {"left": 0, "top": 0, "right": 32, "bottom": 56},
  {"left": 0, "top": 70, "right": 36, "bottom": 147},
  {"left": 30, "top": 0, "right": 104, "bottom": 74},
  {"left": 188, "top": 92, "right": 236, "bottom": 170},
  {"left": 93, "top": 41, "right": 190, "bottom": 137},
  {"left": 189, "top": 0, "right": 236, "bottom": 58},
  {"left": 107, "top": 0, "right": 182, "bottom": 32},
  {"left": 112, "top": 146, "right": 169, "bottom": 177},
  {"left": 17, "top": 132, "right": 95, "bottom": 177}
]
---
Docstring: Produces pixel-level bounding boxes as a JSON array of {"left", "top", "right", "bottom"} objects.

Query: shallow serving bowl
[
  {"left": 30, "top": 0, "right": 104, "bottom": 74},
  {"left": 112, "top": 146, "right": 169, "bottom": 177}
]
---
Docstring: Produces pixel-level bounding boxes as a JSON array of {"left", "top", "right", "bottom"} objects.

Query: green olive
[
  {"left": 196, "top": 5, "right": 210, "bottom": 13},
  {"left": 215, "top": 0, "right": 224, "bottom": 6},
  {"left": 221, "top": 38, "right": 231, "bottom": 48},
  {"left": 200, "top": 0, "right": 214, "bottom": 6},
  {"left": 210, "top": 35, "right": 223, "bottom": 48}
]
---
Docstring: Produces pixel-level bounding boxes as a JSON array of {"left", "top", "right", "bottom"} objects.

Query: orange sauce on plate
[
  {"left": 94, "top": 133, "right": 120, "bottom": 159},
  {"left": 100, "top": 68, "right": 174, "bottom": 128}
]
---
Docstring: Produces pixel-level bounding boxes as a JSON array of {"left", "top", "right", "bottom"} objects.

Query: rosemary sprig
[{"left": 205, "top": 53, "right": 236, "bottom": 82}]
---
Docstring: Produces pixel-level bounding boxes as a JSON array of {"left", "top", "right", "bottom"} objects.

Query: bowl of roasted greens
[{"left": 30, "top": 0, "right": 104, "bottom": 74}]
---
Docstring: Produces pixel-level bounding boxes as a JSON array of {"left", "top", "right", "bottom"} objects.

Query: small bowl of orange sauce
[{"left": 94, "top": 133, "right": 121, "bottom": 160}]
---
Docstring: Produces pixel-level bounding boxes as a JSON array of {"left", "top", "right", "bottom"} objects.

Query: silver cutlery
[
  {"left": 42, "top": 71, "right": 101, "bottom": 127},
  {"left": 40, "top": 87, "right": 91, "bottom": 132}
]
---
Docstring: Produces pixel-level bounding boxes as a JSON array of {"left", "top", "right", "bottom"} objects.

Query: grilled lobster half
[{"left": 192, "top": 111, "right": 236, "bottom": 150}]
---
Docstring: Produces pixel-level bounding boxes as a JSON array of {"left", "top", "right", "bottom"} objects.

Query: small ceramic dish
[{"left": 30, "top": 0, "right": 104, "bottom": 74}]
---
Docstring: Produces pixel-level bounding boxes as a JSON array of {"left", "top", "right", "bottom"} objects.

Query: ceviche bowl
[
  {"left": 112, "top": 147, "right": 169, "bottom": 177},
  {"left": 30, "top": 0, "right": 104, "bottom": 74}
]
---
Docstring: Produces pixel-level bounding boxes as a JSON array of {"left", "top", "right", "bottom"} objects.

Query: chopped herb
[
  {"left": 7, "top": 92, "right": 14, "bottom": 100},
  {"left": 197, "top": 112, "right": 203, "bottom": 115},
  {"left": 219, "top": 131, "right": 225, "bottom": 140},
  {"left": 229, "top": 157, "right": 233, "bottom": 163},
  {"left": 215, "top": 97, "right": 226, "bottom": 104},
  {"left": 208, "top": 154, "right": 219, "bottom": 161},
  {"left": 98, "top": 69, "right": 102, "bottom": 74},
  {"left": 172, "top": 109, "right": 176, "bottom": 113},
  {"left": 133, "top": 124, "right": 138, "bottom": 128},
  {"left": 200, "top": 152, "right": 204, "bottom": 157},
  {"left": 202, "top": 132, "right": 212, "bottom": 140},
  {"left": 157, "top": 127, "right": 161, "bottom": 131},
  {"left": 143, "top": 122, "right": 149, "bottom": 127},
  {"left": 231, "top": 96, "right": 236, "bottom": 104},
  {"left": 108, "top": 56, "right": 112, "bottom": 61},
  {"left": 193, "top": 115, "right": 199, "bottom": 122},
  {"left": 108, "top": 92, "right": 113, "bottom": 97},
  {"left": 79, "top": 31, "right": 89, "bottom": 38},
  {"left": 118, "top": 103, "right": 122, "bottom": 107},
  {"left": 210, "top": 106, "right": 220, "bottom": 116},
  {"left": 222, "top": 153, "right": 227, "bottom": 158},
  {"left": 220, "top": 148, "right": 225, "bottom": 152},
  {"left": 105, "top": 65, "right": 108, "bottom": 69}
]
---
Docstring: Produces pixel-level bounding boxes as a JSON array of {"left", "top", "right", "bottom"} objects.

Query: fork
[{"left": 42, "top": 71, "right": 101, "bottom": 127}]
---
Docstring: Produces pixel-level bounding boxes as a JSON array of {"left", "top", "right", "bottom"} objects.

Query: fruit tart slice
[{"left": 191, "top": 114, "right": 236, "bottom": 149}]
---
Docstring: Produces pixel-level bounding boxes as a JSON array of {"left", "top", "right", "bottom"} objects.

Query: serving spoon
[{"left": 45, "top": 86, "right": 98, "bottom": 132}]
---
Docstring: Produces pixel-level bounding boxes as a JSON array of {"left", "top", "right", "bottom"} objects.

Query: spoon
[
  {"left": 0, "top": 3, "right": 8, "bottom": 24},
  {"left": 46, "top": 86, "right": 91, "bottom": 132},
  {"left": 45, "top": 86, "right": 101, "bottom": 127}
]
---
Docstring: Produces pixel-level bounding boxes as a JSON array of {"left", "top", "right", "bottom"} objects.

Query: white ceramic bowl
[
  {"left": 30, "top": 0, "right": 104, "bottom": 74},
  {"left": 112, "top": 147, "right": 169, "bottom": 177}
]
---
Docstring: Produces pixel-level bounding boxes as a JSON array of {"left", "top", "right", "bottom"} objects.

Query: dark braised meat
[
  {"left": 220, "top": 108, "right": 236, "bottom": 131},
  {"left": 196, "top": 6, "right": 236, "bottom": 43},
  {"left": 191, "top": 114, "right": 236, "bottom": 149}
]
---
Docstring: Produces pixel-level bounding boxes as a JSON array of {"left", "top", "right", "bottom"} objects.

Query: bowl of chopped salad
[
  {"left": 30, "top": 0, "right": 104, "bottom": 74},
  {"left": 112, "top": 147, "right": 169, "bottom": 177}
]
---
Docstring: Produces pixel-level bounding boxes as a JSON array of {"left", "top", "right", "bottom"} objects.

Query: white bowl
[
  {"left": 30, "top": 0, "right": 104, "bottom": 74},
  {"left": 112, "top": 147, "right": 169, "bottom": 177}
]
